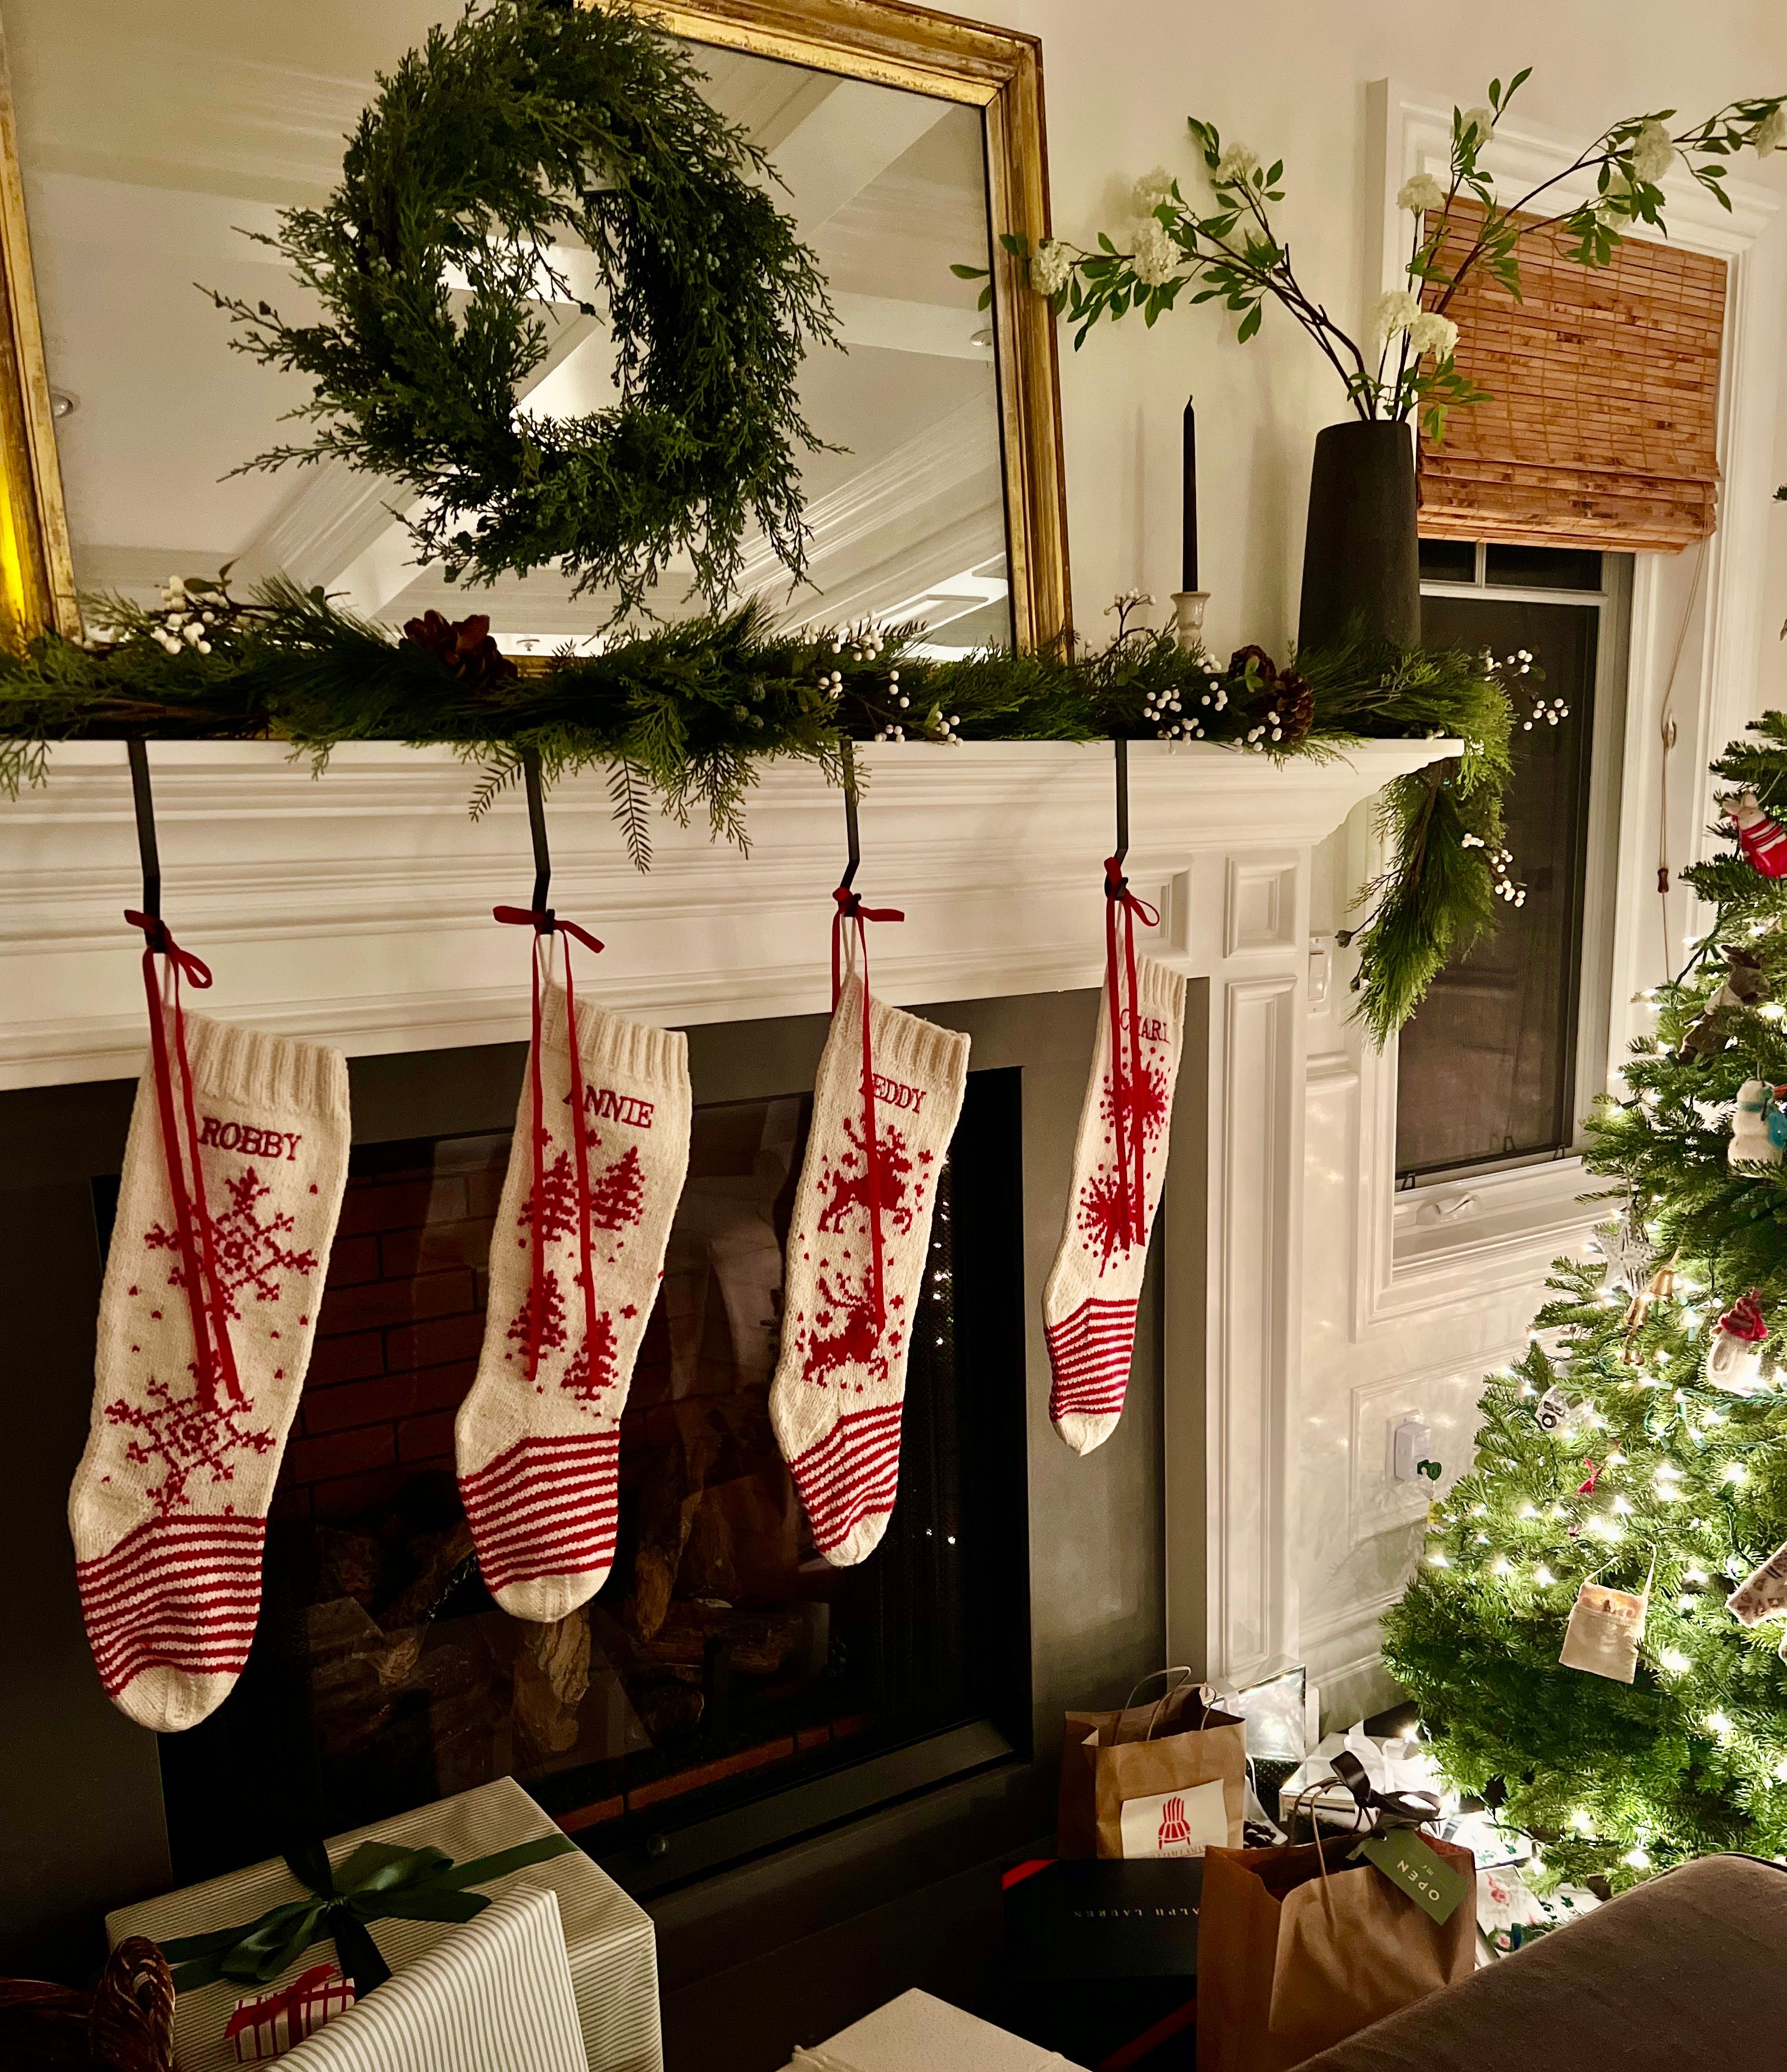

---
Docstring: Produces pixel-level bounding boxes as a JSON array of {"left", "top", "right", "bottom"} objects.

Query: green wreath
[{"left": 212, "top": 0, "right": 837, "bottom": 614}]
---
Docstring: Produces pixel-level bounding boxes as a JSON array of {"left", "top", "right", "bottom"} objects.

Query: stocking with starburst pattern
[{"left": 1042, "top": 883, "right": 1185, "bottom": 1456}]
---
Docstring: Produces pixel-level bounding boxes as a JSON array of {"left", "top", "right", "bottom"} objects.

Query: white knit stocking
[
  {"left": 69, "top": 1008, "right": 350, "bottom": 1730},
  {"left": 1042, "top": 951, "right": 1185, "bottom": 1454},
  {"left": 770, "top": 973, "right": 969, "bottom": 1566},
  {"left": 457, "top": 960, "right": 691, "bottom": 1622}
]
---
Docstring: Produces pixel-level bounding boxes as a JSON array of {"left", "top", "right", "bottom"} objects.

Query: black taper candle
[{"left": 1181, "top": 395, "right": 1198, "bottom": 594}]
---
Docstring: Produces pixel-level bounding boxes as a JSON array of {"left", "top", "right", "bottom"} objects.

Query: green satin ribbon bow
[{"left": 157, "top": 1832, "right": 577, "bottom": 1995}]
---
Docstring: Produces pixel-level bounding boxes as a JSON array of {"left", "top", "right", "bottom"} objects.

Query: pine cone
[
  {"left": 401, "top": 609, "right": 518, "bottom": 686},
  {"left": 1228, "top": 643, "right": 1281, "bottom": 691},
  {"left": 1274, "top": 668, "right": 1314, "bottom": 745}
]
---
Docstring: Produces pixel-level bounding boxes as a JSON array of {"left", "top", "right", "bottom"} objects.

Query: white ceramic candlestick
[{"left": 1171, "top": 590, "right": 1209, "bottom": 651}]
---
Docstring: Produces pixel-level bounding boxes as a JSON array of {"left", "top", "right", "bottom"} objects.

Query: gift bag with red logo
[{"left": 1057, "top": 1668, "right": 1247, "bottom": 1859}]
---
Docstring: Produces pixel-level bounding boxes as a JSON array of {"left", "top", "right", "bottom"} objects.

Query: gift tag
[{"left": 1354, "top": 1829, "right": 1470, "bottom": 1925}]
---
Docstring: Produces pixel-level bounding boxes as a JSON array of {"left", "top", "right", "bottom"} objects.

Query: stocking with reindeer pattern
[{"left": 769, "top": 894, "right": 970, "bottom": 1567}]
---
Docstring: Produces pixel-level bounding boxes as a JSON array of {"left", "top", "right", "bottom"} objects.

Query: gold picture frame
[
  {"left": 0, "top": 0, "right": 1069, "bottom": 654},
  {"left": 634, "top": 0, "right": 1071, "bottom": 650},
  {"left": 0, "top": 25, "right": 76, "bottom": 645}
]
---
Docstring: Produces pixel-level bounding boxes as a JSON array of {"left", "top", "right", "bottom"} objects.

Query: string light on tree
[{"left": 1385, "top": 710, "right": 1787, "bottom": 1891}]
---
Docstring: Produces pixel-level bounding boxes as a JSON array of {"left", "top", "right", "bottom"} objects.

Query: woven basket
[{"left": 0, "top": 1937, "right": 174, "bottom": 2072}]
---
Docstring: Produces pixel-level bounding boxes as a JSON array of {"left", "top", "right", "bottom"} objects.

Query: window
[{"left": 1394, "top": 542, "right": 1630, "bottom": 1183}]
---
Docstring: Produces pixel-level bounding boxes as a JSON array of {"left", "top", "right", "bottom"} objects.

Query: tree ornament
[
  {"left": 1558, "top": 1554, "right": 1654, "bottom": 1684},
  {"left": 209, "top": 0, "right": 835, "bottom": 615},
  {"left": 1597, "top": 1201, "right": 1658, "bottom": 1300},
  {"left": 1730, "top": 791, "right": 1787, "bottom": 878},
  {"left": 1622, "top": 1261, "right": 1677, "bottom": 1343},
  {"left": 1706, "top": 1290, "right": 1771, "bottom": 1395},
  {"left": 1679, "top": 947, "right": 1767, "bottom": 1059},
  {"left": 1727, "top": 1539, "right": 1787, "bottom": 1627},
  {"left": 1535, "top": 1385, "right": 1578, "bottom": 1432},
  {"left": 1728, "top": 1080, "right": 1785, "bottom": 1167}
]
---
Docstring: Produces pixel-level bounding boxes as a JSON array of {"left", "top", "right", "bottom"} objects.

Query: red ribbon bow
[
  {"left": 495, "top": 907, "right": 605, "bottom": 1387},
  {"left": 1102, "top": 859, "right": 1161, "bottom": 1259},
  {"left": 124, "top": 909, "right": 246, "bottom": 1413},
  {"left": 224, "top": 1964, "right": 347, "bottom": 2041},
  {"left": 1717, "top": 1290, "right": 1769, "bottom": 1344},
  {"left": 831, "top": 884, "right": 904, "bottom": 1327},
  {"left": 1575, "top": 1459, "right": 1600, "bottom": 1495}
]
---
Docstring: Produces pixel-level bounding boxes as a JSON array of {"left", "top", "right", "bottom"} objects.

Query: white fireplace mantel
[
  {"left": 2, "top": 738, "right": 1445, "bottom": 1085},
  {"left": 1, "top": 734, "right": 1452, "bottom": 1690}
]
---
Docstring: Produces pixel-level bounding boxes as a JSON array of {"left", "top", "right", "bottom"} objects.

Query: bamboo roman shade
[{"left": 1418, "top": 200, "right": 1727, "bottom": 551}]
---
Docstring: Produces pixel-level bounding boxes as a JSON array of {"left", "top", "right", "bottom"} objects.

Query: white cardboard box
[{"left": 784, "top": 1989, "right": 1088, "bottom": 2071}]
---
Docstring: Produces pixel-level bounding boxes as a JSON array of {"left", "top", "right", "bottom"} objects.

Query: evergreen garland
[
  {"left": 207, "top": 0, "right": 836, "bottom": 616},
  {"left": 0, "top": 576, "right": 1507, "bottom": 1036},
  {"left": 1385, "top": 710, "right": 1787, "bottom": 1886}
]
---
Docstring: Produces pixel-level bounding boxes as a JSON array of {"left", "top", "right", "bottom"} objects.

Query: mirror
[{"left": 0, "top": 0, "right": 1068, "bottom": 655}]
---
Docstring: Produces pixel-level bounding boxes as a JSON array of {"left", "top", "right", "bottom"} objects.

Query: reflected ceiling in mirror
[{"left": 5, "top": 1, "right": 1011, "bottom": 657}]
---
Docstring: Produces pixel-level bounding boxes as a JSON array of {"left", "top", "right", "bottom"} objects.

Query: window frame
[{"left": 1392, "top": 548, "right": 1632, "bottom": 1197}]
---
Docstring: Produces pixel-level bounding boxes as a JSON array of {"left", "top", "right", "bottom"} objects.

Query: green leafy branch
[{"left": 963, "top": 69, "right": 1784, "bottom": 429}]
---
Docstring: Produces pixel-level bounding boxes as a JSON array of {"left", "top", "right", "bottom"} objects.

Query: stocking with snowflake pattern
[
  {"left": 456, "top": 909, "right": 691, "bottom": 1621},
  {"left": 68, "top": 917, "right": 350, "bottom": 1730},
  {"left": 1042, "top": 859, "right": 1186, "bottom": 1454},
  {"left": 769, "top": 888, "right": 970, "bottom": 1566}
]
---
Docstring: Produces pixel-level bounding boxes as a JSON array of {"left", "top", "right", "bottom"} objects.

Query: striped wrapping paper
[
  {"left": 106, "top": 1777, "right": 661, "bottom": 2072},
  {"left": 281, "top": 1885, "right": 587, "bottom": 2072}
]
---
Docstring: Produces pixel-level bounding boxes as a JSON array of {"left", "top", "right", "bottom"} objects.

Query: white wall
[{"left": 970, "top": 0, "right": 1787, "bottom": 1717}]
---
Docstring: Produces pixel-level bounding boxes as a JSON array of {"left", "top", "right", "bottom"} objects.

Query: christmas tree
[{"left": 1385, "top": 715, "right": 1787, "bottom": 1890}]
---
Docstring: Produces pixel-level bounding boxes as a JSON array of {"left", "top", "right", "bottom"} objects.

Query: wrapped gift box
[
  {"left": 785, "top": 1989, "right": 1089, "bottom": 2071},
  {"left": 106, "top": 1777, "right": 661, "bottom": 2072}
]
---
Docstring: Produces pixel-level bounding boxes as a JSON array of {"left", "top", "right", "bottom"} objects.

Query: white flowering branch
[{"left": 962, "top": 70, "right": 1786, "bottom": 437}]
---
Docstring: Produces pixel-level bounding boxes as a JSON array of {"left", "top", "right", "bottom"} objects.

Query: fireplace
[
  {"left": 152, "top": 1056, "right": 1029, "bottom": 1894},
  {"left": 4, "top": 738, "right": 1434, "bottom": 2052}
]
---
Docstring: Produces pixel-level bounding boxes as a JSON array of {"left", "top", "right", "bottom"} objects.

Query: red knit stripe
[
  {"left": 76, "top": 1541, "right": 264, "bottom": 1599},
  {"left": 74, "top": 1513, "right": 265, "bottom": 1581},
  {"left": 85, "top": 1584, "right": 264, "bottom": 1642},
  {"left": 459, "top": 1430, "right": 613, "bottom": 1496},
  {"left": 74, "top": 1515, "right": 267, "bottom": 1694},
  {"left": 92, "top": 1618, "right": 261, "bottom": 1677},
  {"left": 459, "top": 1431, "right": 620, "bottom": 1591},
  {"left": 1046, "top": 1297, "right": 1138, "bottom": 1423},
  {"left": 789, "top": 1404, "right": 904, "bottom": 1550}
]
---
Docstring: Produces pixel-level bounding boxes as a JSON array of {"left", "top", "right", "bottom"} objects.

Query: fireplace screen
[{"left": 157, "top": 1069, "right": 1026, "bottom": 1885}]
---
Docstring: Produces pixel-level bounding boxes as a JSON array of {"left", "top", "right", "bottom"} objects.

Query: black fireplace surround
[{"left": 1, "top": 988, "right": 1187, "bottom": 2068}]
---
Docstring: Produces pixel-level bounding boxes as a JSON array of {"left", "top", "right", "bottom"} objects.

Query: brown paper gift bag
[
  {"left": 1195, "top": 1831, "right": 1476, "bottom": 2071},
  {"left": 1057, "top": 1668, "right": 1248, "bottom": 1859}
]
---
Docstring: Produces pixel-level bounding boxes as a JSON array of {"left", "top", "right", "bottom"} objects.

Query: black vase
[{"left": 1295, "top": 418, "right": 1420, "bottom": 654}]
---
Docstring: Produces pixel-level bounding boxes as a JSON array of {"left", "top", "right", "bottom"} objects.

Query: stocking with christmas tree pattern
[
  {"left": 456, "top": 915, "right": 691, "bottom": 1620},
  {"left": 69, "top": 923, "right": 350, "bottom": 1730}
]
